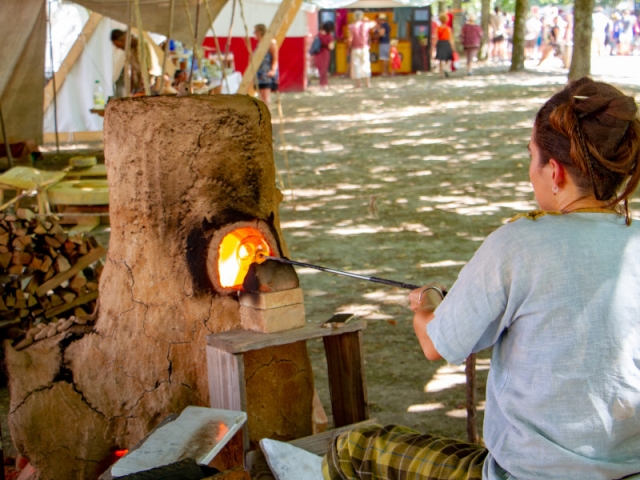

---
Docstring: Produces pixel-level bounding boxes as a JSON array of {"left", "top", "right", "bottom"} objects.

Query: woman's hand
[
  {"left": 410, "top": 284, "right": 446, "bottom": 361},
  {"left": 409, "top": 283, "right": 446, "bottom": 312},
  {"left": 267, "top": 69, "right": 276, "bottom": 77}
]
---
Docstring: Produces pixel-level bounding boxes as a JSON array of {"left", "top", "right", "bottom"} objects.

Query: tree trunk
[
  {"left": 509, "top": 0, "right": 528, "bottom": 71},
  {"left": 438, "top": 0, "right": 445, "bottom": 15},
  {"left": 452, "top": 0, "right": 462, "bottom": 51},
  {"left": 479, "top": 0, "right": 491, "bottom": 61},
  {"left": 569, "top": 0, "right": 593, "bottom": 80}
]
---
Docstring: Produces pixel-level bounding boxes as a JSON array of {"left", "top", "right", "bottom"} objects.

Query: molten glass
[{"left": 218, "top": 227, "right": 273, "bottom": 289}]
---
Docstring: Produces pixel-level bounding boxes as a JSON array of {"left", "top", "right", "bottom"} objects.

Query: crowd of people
[{"left": 306, "top": 6, "right": 640, "bottom": 89}]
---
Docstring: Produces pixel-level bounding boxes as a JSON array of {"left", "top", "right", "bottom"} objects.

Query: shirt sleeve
[{"left": 427, "top": 225, "right": 516, "bottom": 364}]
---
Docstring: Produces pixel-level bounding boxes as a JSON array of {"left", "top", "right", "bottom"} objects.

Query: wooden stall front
[{"left": 319, "top": 3, "right": 432, "bottom": 75}]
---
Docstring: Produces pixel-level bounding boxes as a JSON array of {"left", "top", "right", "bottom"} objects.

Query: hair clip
[{"left": 573, "top": 95, "right": 589, "bottom": 99}]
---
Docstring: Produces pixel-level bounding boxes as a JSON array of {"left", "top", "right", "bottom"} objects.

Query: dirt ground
[{"left": 2, "top": 64, "right": 639, "bottom": 461}]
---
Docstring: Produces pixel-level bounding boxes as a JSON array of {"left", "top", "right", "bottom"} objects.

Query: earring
[{"left": 552, "top": 184, "right": 559, "bottom": 195}]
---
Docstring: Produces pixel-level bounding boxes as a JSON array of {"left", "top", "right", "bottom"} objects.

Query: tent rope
[
  {"left": 237, "top": 0, "right": 253, "bottom": 56},
  {"left": 224, "top": 0, "right": 237, "bottom": 62},
  {"left": 203, "top": 0, "right": 230, "bottom": 94},
  {"left": 133, "top": 0, "right": 152, "bottom": 95},
  {"left": 189, "top": 0, "right": 203, "bottom": 92},
  {"left": 182, "top": 0, "right": 203, "bottom": 93},
  {"left": 159, "top": 0, "right": 176, "bottom": 93},
  {"left": 47, "top": 0, "right": 60, "bottom": 155},
  {"left": 276, "top": 91, "right": 294, "bottom": 204}
]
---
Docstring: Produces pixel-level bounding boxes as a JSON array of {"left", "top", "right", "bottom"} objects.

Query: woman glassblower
[{"left": 323, "top": 78, "right": 640, "bottom": 479}]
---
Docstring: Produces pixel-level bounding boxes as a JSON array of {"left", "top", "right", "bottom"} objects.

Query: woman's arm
[
  {"left": 413, "top": 309, "right": 441, "bottom": 360},
  {"left": 268, "top": 39, "right": 278, "bottom": 77}
]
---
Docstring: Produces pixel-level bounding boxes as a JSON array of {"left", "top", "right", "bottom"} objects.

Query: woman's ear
[{"left": 549, "top": 158, "right": 566, "bottom": 187}]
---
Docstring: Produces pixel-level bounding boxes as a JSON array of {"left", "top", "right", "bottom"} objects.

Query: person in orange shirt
[{"left": 435, "top": 13, "right": 454, "bottom": 77}]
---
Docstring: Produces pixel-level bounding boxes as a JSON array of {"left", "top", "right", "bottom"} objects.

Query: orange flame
[{"left": 218, "top": 227, "right": 272, "bottom": 289}]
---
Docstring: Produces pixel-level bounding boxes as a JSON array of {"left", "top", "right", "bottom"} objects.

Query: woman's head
[
  {"left": 254, "top": 24, "right": 267, "bottom": 38},
  {"left": 322, "top": 21, "right": 335, "bottom": 33},
  {"left": 532, "top": 77, "right": 640, "bottom": 222},
  {"left": 354, "top": 10, "right": 364, "bottom": 21},
  {"left": 438, "top": 13, "right": 448, "bottom": 24}
]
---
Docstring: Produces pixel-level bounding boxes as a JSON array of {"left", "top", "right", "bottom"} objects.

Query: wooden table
[{"left": 206, "top": 319, "right": 369, "bottom": 452}]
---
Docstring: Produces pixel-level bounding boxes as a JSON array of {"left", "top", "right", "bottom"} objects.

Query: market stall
[{"left": 319, "top": 0, "right": 433, "bottom": 75}]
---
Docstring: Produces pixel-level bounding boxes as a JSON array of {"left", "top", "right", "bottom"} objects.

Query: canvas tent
[
  {"left": 1, "top": 0, "right": 48, "bottom": 145},
  {"left": 1, "top": 0, "right": 244, "bottom": 148},
  {"left": 1, "top": 0, "right": 431, "bottom": 147}
]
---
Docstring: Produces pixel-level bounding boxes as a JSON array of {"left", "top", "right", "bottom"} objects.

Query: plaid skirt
[{"left": 322, "top": 424, "right": 487, "bottom": 480}]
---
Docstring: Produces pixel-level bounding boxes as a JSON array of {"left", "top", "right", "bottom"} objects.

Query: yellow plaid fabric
[{"left": 323, "top": 424, "right": 487, "bottom": 480}]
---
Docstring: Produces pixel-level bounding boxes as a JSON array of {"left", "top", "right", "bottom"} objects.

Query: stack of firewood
[{"left": 0, "top": 208, "right": 105, "bottom": 349}]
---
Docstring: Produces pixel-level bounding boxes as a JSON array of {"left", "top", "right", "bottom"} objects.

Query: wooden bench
[{"left": 206, "top": 318, "right": 369, "bottom": 453}]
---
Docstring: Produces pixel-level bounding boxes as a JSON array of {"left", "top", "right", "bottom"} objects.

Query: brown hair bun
[{"left": 534, "top": 77, "right": 640, "bottom": 224}]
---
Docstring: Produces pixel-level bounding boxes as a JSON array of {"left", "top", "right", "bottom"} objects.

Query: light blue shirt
[{"left": 428, "top": 212, "right": 640, "bottom": 480}]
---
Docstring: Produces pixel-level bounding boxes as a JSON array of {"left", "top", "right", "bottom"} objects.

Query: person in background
[
  {"left": 253, "top": 24, "right": 279, "bottom": 105},
  {"left": 619, "top": 10, "right": 636, "bottom": 55},
  {"left": 111, "top": 29, "right": 160, "bottom": 95},
  {"left": 610, "top": 12, "right": 620, "bottom": 55},
  {"left": 592, "top": 7, "right": 610, "bottom": 57},
  {"left": 374, "top": 14, "right": 392, "bottom": 76},
  {"left": 435, "top": 12, "right": 454, "bottom": 78},
  {"left": 172, "top": 69, "right": 187, "bottom": 87},
  {"left": 389, "top": 39, "right": 402, "bottom": 75},
  {"left": 324, "top": 76, "right": 640, "bottom": 480},
  {"left": 315, "top": 22, "right": 336, "bottom": 90},
  {"left": 348, "top": 10, "right": 377, "bottom": 88},
  {"left": 460, "top": 13, "right": 483, "bottom": 76},
  {"left": 538, "top": 15, "right": 565, "bottom": 67},
  {"left": 525, "top": 13, "right": 542, "bottom": 59},
  {"left": 489, "top": 7, "right": 507, "bottom": 62},
  {"left": 431, "top": 15, "right": 439, "bottom": 60}
]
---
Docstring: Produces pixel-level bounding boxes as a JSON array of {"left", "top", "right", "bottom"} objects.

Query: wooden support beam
[
  {"left": 273, "top": 0, "right": 301, "bottom": 48},
  {"left": 237, "top": 0, "right": 303, "bottom": 95},
  {"left": 43, "top": 13, "right": 102, "bottom": 113}
]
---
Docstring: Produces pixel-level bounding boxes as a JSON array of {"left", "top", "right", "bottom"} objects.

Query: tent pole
[
  {"left": 133, "top": 0, "right": 152, "bottom": 96},
  {"left": 189, "top": 0, "right": 202, "bottom": 93},
  {"left": 204, "top": 0, "right": 231, "bottom": 93},
  {"left": 47, "top": 0, "right": 60, "bottom": 155},
  {"left": 0, "top": 104, "right": 14, "bottom": 169},
  {"left": 124, "top": 0, "right": 133, "bottom": 96},
  {"left": 160, "top": 0, "right": 176, "bottom": 93}
]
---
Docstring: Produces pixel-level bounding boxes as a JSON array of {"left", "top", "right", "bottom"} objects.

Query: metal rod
[{"left": 262, "top": 255, "right": 421, "bottom": 290}]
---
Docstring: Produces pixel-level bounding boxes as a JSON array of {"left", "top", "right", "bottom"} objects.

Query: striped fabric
[{"left": 323, "top": 424, "right": 487, "bottom": 480}]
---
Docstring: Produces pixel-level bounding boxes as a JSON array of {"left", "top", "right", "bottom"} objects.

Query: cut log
[
  {"left": 0, "top": 252, "right": 12, "bottom": 269},
  {"left": 69, "top": 272, "right": 87, "bottom": 292},
  {"left": 36, "top": 246, "right": 106, "bottom": 297},
  {"left": 55, "top": 255, "right": 71, "bottom": 274}
]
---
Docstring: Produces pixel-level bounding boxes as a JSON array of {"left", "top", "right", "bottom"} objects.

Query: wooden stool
[{"left": 206, "top": 318, "right": 369, "bottom": 452}]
